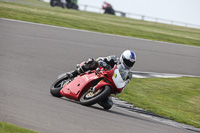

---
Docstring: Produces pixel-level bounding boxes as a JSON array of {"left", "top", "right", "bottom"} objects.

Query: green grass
[
  {"left": 117, "top": 77, "right": 200, "bottom": 128},
  {"left": 0, "top": 0, "right": 200, "bottom": 47},
  {"left": 0, "top": 122, "right": 39, "bottom": 133}
]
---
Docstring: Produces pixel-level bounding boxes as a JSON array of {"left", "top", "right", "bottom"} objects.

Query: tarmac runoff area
[
  {"left": 1, "top": 18, "right": 200, "bottom": 133},
  {"left": 57, "top": 72, "right": 200, "bottom": 132},
  {"left": 116, "top": 71, "right": 200, "bottom": 132},
  {"left": 112, "top": 97, "right": 200, "bottom": 133}
]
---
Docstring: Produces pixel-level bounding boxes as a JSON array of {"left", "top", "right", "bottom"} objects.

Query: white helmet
[{"left": 120, "top": 50, "right": 136, "bottom": 69}]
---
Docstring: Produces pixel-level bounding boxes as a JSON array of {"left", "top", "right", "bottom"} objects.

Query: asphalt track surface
[{"left": 0, "top": 18, "right": 200, "bottom": 133}]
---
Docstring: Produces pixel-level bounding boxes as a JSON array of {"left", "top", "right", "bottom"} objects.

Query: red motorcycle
[{"left": 50, "top": 63, "right": 128, "bottom": 110}]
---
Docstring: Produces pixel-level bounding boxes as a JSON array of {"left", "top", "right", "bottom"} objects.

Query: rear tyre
[
  {"left": 50, "top": 76, "right": 68, "bottom": 97},
  {"left": 98, "top": 97, "right": 113, "bottom": 110},
  {"left": 80, "top": 86, "right": 111, "bottom": 106}
]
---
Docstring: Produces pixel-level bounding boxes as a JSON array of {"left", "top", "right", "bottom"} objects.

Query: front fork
[
  {"left": 91, "top": 79, "right": 111, "bottom": 92},
  {"left": 86, "top": 79, "right": 111, "bottom": 98}
]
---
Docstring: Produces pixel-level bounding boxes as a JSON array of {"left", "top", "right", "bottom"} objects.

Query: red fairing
[
  {"left": 95, "top": 80, "right": 111, "bottom": 90},
  {"left": 60, "top": 72, "right": 98, "bottom": 101},
  {"left": 60, "top": 64, "right": 126, "bottom": 101},
  {"left": 102, "top": 65, "right": 125, "bottom": 94},
  {"left": 116, "top": 86, "right": 124, "bottom": 94}
]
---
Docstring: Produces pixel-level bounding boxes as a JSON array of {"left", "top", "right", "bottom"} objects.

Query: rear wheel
[
  {"left": 50, "top": 76, "right": 69, "bottom": 97},
  {"left": 98, "top": 97, "right": 113, "bottom": 110},
  {"left": 80, "top": 86, "right": 111, "bottom": 106}
]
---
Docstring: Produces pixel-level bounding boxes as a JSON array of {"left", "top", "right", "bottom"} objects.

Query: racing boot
[
  {"left": 66, "top": 66, "right": 84, "bottom": 78},
  {"left": 66, "top": 58, "right": 98, "bottom": 78}
]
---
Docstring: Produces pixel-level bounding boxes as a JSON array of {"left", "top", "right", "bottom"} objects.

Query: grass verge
[
  {"left": 117, "top": 77, "right": 200, "bottom": 128},
  {"left": 0, "top": 0, "right": 200, "bottom": 47},
  {"left": 0, "top": 122, "right": 39, "bottom": 133}
]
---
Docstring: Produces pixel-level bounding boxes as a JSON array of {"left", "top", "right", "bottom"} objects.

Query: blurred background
[{"left": 46, "top": 0, "right": 200, "bottom": 29}]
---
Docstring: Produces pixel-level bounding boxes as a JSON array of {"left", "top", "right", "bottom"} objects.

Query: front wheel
[
  {"left": 50, "top": 76, "right": 69, "bottom": 97},
  {"left": 80, "top": 86, "right": 111, "bottom": 106}
]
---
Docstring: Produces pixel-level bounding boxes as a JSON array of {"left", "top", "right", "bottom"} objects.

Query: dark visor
[{"left": 122, "top": 56, "right": 135, "bottom": 67}]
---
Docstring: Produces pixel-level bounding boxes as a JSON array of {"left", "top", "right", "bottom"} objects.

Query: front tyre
[
  {"left": 50, "top": 76, "right": 68, "bottom": 97},
  {"left": 80, "top": 86, "right": 111, "bottom": 106}
]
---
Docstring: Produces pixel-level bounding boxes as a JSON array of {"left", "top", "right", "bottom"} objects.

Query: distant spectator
[
  {"left": 102, "top": 1, "right": 115, "bottom": 15},
  {"left": 66, "top": 0, "right": 78, "bottom": 9}
]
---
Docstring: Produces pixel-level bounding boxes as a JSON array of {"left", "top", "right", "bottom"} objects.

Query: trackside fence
[{"left": 78, "top": 4, "right": 200, "bottom": 29}]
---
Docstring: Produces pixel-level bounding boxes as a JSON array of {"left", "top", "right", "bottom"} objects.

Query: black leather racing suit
[
  {"left": 69, "top": 55, "right": 118, "bottom": 78},
  {"left": 70, "top": 55, "right": 132, "bottom": 80}
]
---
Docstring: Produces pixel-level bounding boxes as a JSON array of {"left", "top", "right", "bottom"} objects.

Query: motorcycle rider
[{"left": 67, "top": 50, "right": 136, "bottom": 109}]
